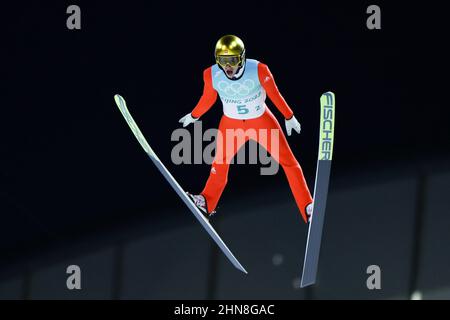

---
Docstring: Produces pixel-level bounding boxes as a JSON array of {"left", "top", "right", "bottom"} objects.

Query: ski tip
[
  {"left": 114, "top": 94, "right": 123, "bottom": 104},
  {"left": 321, "top": 91, "right": 335, "bottom": 97}
]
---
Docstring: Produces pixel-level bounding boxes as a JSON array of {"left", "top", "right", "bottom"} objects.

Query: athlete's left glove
[
  {"left": 179, "top": 113, "right": 198, "bottom": 127},
  {"left": 285, "top": 115, "right": 301, "bottom": 136}
]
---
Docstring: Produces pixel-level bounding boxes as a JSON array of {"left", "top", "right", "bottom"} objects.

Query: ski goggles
[{"left": 216, "top": 55, "right": 242, "bottom": 67}]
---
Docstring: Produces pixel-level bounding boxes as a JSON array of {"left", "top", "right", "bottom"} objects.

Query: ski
[
  {"left": 113, "top": 94, "right": 247, "bottom": 274},
  {"left": 301, "top": 91, "right": 335, "bottom": 287}
]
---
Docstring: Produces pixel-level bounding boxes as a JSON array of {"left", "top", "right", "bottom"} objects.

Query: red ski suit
[{"left": 191, "top": 63, "right": 312, "bottom": 222}]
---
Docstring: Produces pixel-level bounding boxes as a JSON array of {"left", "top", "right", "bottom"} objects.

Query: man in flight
[{"left": 179, "top": 35, "right": 313, "bottom": 223}]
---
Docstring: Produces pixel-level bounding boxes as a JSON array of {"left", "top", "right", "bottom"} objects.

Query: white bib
[{"left": 211, "top": 59, "right": 266, "bottom": 120}]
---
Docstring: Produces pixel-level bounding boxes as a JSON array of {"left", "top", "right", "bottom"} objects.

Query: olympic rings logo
[{"left": 218, "top": 79, "right": 255, "bottom": 97}]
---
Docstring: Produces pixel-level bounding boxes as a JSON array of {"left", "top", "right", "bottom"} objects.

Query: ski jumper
[{"left": 191, "top": 59, "right": 312, "bottom": 222}]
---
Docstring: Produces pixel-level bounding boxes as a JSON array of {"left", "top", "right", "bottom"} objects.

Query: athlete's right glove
[
  {"left": 179, "top": 113, "right": 198, "bottom": 127},
  {"left": 285, "top": 115, "right": 301, "bottom": 136}
]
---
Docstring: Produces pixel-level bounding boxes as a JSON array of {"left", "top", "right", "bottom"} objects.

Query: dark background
[{"left": 1, "top": 1, "right": 449, "bottom": 299}]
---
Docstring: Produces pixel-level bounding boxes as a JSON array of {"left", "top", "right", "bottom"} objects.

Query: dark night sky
[{"left": 2, "top": 1, "right": 448, "bottom": 263}]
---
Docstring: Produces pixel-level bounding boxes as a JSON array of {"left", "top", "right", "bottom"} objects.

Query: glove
[
  {"left": 285, "top": 115, "right": 301, "bottom": 136},
  {"left": 179, "top": 113, "right": 198, "bottom": 127}
]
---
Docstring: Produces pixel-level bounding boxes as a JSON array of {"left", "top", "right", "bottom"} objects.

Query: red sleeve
[
  {"left": 191, "top": 67, "right": 218, "bottom": 119},
  {"left": 258, "top": 63, "right": 294, "bottom": 119}
]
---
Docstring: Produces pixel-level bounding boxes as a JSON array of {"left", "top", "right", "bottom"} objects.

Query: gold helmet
[{"left": 214, "top": 35, "right": 245, "bottom": 68}]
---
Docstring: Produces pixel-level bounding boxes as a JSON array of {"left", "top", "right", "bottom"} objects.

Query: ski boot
[
  {"left": 306, "top": 202, "right": 314, "bottom": 222},
  {"left": 186, "top": 193, "right": 215, "bottom": 220}
]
